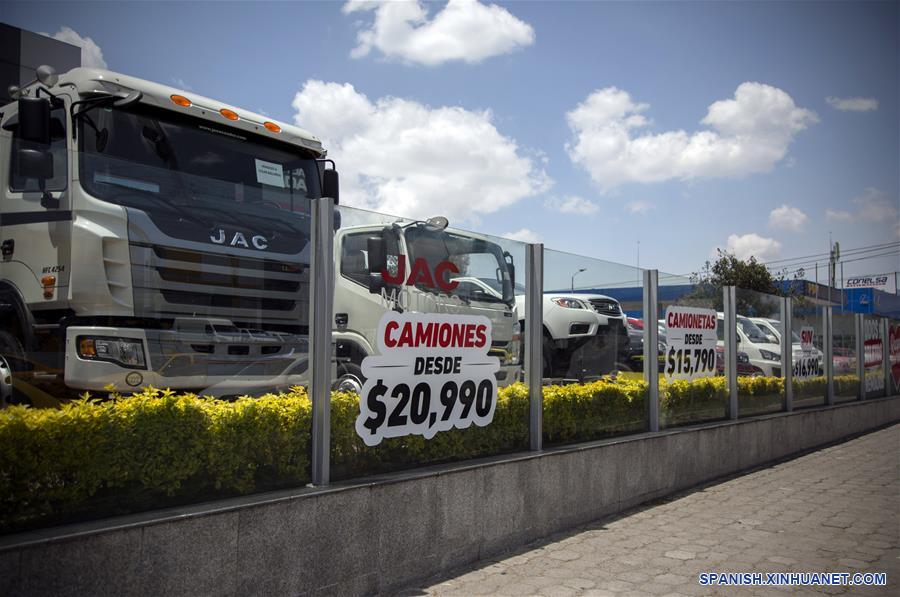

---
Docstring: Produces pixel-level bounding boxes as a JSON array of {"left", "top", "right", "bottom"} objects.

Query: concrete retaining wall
[{"left": 2, "top": 396, "right": 899, "bottom": 596}]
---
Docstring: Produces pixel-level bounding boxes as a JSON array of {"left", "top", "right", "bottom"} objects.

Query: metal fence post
[
  {"left": 309, "top": 196, "right": 335, "bottom": 486},
  {"left": 643, "top": 269, "right": 659, "bottom": 432},
  {"left": 855, "top": 313, "right": 865, "bottom": 400},
  {"left": 824, "top": 307, "right": 834, "bottom": 405},
  {"left": 781, "top": 296, "right": 793, "bottom": 412},
  {"left": 883, "top": 317, "right": 891, "bottom": 398},
  {"left": 525, "top": 243, "right": 543, "bottom": 451},
  {"left": 724, "top": 286, "right": 738, "bottom": 419}
]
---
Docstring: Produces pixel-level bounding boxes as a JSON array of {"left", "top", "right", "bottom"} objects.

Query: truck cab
[
  {"left": 333, "top": 217, "right": 522, "bottom": 392},
  {"left": 0, "top": 66, "right": 337, "bottom": 400}
]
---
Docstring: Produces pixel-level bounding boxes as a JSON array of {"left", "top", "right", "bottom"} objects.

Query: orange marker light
[
  {"left": 264, "top": 121, "right": 281, "bottom": 133},
  {"left": 170, "top": 94, "right": 192, "bottom": 108},
  {"left": 79, "top": 338, "right": 96, "bottom": 357},
  {"left": 41, "top": 275, "right": 56, "bottom": 287},
  {"left": 220, "top": 108, "right": 239, "bottom": 121}
]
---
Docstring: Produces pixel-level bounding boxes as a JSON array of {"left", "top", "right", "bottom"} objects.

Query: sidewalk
[{"left": 408, "top": 424, "right": 899, "bottom": 596}]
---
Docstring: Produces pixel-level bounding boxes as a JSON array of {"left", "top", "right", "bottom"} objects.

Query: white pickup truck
[{"left": 516, "top": 292, "right": 628, "bottom": 379}]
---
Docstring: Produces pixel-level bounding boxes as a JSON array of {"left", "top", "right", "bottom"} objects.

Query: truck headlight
[
  {"left": 551, "top": 297, "right": 586, "bottom": 309},
  {"left": 78, "top": 336, "right": 147, "bottom": 369},
  {"left": 759, "top": 349, "right": 779, "bottom": 362}
]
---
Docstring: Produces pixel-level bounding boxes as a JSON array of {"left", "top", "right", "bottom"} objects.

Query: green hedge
[{"left": 0, "top": 375, "right": 863, "bottom": 532}]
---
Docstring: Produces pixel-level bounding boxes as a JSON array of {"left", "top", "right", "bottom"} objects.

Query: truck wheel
[
  {"left": 333, "top": 362, "right": 365, "bottom": 394},
  {"left": 0, "top": 330, "right": 29, "bottom": 407},
  {"left": 542, "top": 336, "right": 553, "bottom": 378}
]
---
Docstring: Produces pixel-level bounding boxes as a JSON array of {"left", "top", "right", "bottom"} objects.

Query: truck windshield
[
  {"left": 404, "top": 226, "right": 515, "bottom": 306},
  {"left": 77, "top": 104, "right": 321, "bottom": 237}
]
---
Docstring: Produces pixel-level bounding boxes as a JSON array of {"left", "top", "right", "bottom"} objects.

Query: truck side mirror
[
  {"left": 504, "top": 251, "right": 515, "bottom": 291},
  {"left": 18, "top": 97, "right": 51, "bottom": 145},
  {"left": 367, "top": 236, "right": 385, "bottom": 274},
  {"left": 367, "top": 236, "right": 386, "bottom": 294},
  {"left": 323, "top": 169, "right": 339, "bottom": 204}
]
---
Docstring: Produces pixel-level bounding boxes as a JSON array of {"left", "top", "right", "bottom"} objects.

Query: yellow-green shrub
[{"left": 0, "top": 374, "right": 867, "bottom": 532}]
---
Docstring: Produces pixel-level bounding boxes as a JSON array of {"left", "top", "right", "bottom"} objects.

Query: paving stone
[{"left": 413, "top": 425, "right": 899, "bottom": 597}]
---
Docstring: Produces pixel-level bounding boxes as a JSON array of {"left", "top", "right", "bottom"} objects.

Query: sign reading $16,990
[
  {"left": 664, "top": 306, "right": 718, "bottom": 382},
  {"left": 355, "top": 312, "right": 500, "bottom": 447}
]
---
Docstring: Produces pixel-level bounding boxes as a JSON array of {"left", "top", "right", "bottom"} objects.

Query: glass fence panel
[
  {"left": 2, "top": 149, "right": 316, "bottom": 534},
  {"left": 791, "top": 304, "right": 826, "bottom": 409},
  {"left": 832, "top": 313, "right": 859, "bottom": 403},
  {"left": 890, "top": 319, "right": 900, "bottom": 396},
  {"left": 657, "top": 275, "right": 726, "bottom": 428},
  {"left": 540, "top": 248, "right": 646, "bottom": 444},
  {"left": 735, "top": 288, "right": 784, "bottom": 416},
  {"left": 863, "top": 316, "right": 886, "bottom": 399},
  {"left": 330, "top": 205, "right": 528, "bottom": 480}
]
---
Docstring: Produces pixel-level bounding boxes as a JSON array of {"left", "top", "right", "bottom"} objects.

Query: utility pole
[
  {"left": 829, "top": 238, "right": 840, "bottom": 307},
  {"left": 840, "top": 262, "right": 844, "bottom": 310}
]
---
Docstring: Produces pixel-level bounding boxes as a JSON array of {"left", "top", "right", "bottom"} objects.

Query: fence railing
[{"left": 1, "top": 195, "right": 897, "bottom": 534}]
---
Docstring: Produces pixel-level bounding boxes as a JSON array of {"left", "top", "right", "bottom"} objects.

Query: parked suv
[{"left": 716, "top": 314, "right": 783, "bottom": 377}]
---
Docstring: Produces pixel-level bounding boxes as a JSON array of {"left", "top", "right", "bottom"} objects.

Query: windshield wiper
[{"left": 101, "top": 185, "right": 213, "bottom": 231}]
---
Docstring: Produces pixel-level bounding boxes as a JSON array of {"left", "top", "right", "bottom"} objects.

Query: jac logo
[
  {"left": 382, "top": 256, "right": 459, "bottom": 292},
  {"left": 209, "top": 229, "right": 268, "bottom": 250}
]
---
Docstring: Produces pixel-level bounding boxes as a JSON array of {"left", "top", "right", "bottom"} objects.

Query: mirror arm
[{"left": 34, "top": 86, "right": 62, "bottom": 107}]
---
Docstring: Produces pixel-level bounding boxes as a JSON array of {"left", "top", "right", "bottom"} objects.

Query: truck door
[{"left": 0, "top": 100, "right": 72, "bottom": 314}]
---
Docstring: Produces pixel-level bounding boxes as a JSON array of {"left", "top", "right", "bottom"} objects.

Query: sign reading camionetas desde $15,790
[
  {"left": 664, "top": 306, "right": 718, "bottom": 382},
  {"left": 355, "top": 312, "right": 500, "bottom": 447}
]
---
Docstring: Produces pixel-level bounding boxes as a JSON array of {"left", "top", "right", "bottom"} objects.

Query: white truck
[
  {"left": 0, "top": 66, "right": 336, "bottom": 402},
  {"left": 515, "top": 291, "right": 628, "bottom": 379},
  {"left": 332, "top": 217, "right": 521, "bottom": 392}
]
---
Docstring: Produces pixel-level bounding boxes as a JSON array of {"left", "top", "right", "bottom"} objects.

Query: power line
[
  {"left": 779, "top": 250, "right": 900, "bottom": 277},
  {"left": 762, "top": 241, "right": 900, "bottom": 267}
]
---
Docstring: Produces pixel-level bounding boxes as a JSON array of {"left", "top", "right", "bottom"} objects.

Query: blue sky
[{"left": 3, "top": 0, "right": 898, "bottom": 287}]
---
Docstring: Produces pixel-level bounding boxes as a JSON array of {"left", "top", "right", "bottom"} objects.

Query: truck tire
[
  {"left": 0, "top": 330, "right": 29, "bottom": 407},
  {"left": 542, "top": 332, "right": 553, "bottom": 378},
  {"left": 333, "top": 362, "right": 365, "bottom": 394}
]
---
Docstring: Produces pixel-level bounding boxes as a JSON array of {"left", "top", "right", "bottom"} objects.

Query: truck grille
[
  {"left": 588, "top": 298, "right": 621, "bottom": 316},
  {"left": 130, "top": 243, "right": 309, "bottom": 332}
]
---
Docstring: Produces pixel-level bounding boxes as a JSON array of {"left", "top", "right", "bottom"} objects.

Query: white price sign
[
  {"left": 663, "top": 306, "right": 718, "bottom": 382},
  {"left": 863, "top": 319, "right": 885, "bottom": 394},
  {"left": 355, "top": 312, "right": 500, "bottom": 447},
  {"left": 793, "top": 326, "right": 821, "bottom": 381}
]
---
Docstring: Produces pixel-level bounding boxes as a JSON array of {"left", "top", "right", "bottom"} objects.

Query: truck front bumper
[{"left": 64, "top": 326, "right": 311, "bottom": 394}]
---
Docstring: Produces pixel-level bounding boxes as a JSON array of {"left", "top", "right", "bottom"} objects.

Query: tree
[{"left": 683, "top": 249, "right": 792, "bottom": 317}]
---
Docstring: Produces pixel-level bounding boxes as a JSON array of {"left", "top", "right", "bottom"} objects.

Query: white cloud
[
  {"left": 625, "top": 200, "right": 653, "bottom": 214},
  {"left": 543, "top": 195, "right": 599, "bottom": 215},
  {"left": 719, "top": 233, "right": 782, "bottom": 261},
  {"left": 826, "top": 96, "right": 878, "bottom": 112},
  {"left": 826, "top": 188, "right": 898, "bottom": 223},
  {"left": 42, "top": 26, "right": 107, "bottom": 69},
  {"left": 503, "top": 228, "right": 539, "bottom": 243},
  {"left": 825, "top": 209, "right": 854, "bottom": 222},
  {"left": 566, "top": 82, "right": 817, "bottom": 191},
  {"left": 343, "top": 0, "right": 534, "bottom": 66},
  {"left": 292, "top": 80, "right": 550, "bottom": 223},
  {"left": 171, "top": 77, "right": 193, "bottom": 91},
  {"left": 768, "top": 204, "right": 808, "bottom": 232}
]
